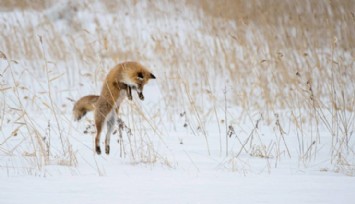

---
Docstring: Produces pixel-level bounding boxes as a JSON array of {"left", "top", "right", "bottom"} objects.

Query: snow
[
  {"left": 1, "top": 0, "right": 355, "bottom": 203},
  {"left": 1, "top": 168, "right": 355, "bottom": 204}
]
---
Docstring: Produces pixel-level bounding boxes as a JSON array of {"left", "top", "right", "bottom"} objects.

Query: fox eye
[{"left": 137, "top": 72, "right": 144, "bottom": 81}]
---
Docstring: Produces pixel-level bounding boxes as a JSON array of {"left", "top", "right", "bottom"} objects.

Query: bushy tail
[{"left": 73, "top": 95, "right": 99, "bottom": 121}]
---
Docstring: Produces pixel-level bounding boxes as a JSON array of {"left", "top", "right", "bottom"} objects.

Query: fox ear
[{"left": 150, "top": 73, "right": 156, "bottom": 79}]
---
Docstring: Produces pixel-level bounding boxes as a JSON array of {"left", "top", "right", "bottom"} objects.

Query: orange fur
[
  {"left": 73, "top": 61, "right": 155, "bottom": 155},
  {"left": 73, "top": 95, "right": 99, "bottom": 121}
]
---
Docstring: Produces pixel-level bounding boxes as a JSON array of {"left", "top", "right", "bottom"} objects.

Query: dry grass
[{"left": 0, "top": 0, "right": 354, "bottom": 174}]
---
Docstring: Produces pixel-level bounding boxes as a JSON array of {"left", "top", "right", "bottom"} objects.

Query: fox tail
[{"left": 73, "top": 95, "right": 99, "bottom": 121}]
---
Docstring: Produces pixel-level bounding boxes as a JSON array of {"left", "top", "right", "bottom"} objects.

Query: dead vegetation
[{"left": 0, "top": 0, "right": 354, "bottom": 175}]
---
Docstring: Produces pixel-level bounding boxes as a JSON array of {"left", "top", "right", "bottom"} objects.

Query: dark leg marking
[
  {"left": 96, "top": 146, "right": 101, "bottom": 155},
  {"left": 127, "top": 86, "right": 132, "bottom": 100}
]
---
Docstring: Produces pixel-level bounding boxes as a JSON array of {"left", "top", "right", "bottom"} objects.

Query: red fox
[{"left": 73, "top": 61, "right": 156, "bottom": 155}]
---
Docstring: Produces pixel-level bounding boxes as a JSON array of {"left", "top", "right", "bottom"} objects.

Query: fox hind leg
[
  {"left": 105, "top": 114, "right": 115, "bottom": 155},
  {"left": 95, "top": 119, "right": 103, "bottom": 155},
  {"left": 94, "top": 103, "right": 111, "bottom": 155}
]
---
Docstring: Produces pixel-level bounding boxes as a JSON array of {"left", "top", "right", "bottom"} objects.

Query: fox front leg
[
  {"left": 113, "top": 81, "right": 132, "bottom": 100},
  {"left": 137, "top": 92, "right": 144, "bottom": 100},
  {"left": 126, "top": 86, "right": 133, "bottom": 100},
  {"left": 136, "top": 90, "right": 144, "bottom": 100}
]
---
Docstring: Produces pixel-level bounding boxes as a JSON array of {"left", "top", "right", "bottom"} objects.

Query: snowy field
[{"left": 1, "top": 0, "right": 355, "bottom": 203}]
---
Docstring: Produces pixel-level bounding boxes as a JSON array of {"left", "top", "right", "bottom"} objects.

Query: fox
[{"left": 73, "top": 61, "right": 156, "bottom": 155}]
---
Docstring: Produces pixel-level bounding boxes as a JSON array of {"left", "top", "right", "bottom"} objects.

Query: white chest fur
[
  {"left": 114, "top": 89, "right": 127, "bottom": 109},
  {"left": 105, "top": 89, "right": 127, "bottom": 124}
]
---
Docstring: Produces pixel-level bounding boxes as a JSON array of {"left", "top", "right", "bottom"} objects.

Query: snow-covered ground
[
  {"left": 1, "top": 1, "right": 355, "bottom": 203},
  {"left": 2, "top": 169, "right": 354, "bottom": 204}
]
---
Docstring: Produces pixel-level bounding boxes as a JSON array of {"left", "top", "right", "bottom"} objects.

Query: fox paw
[
  {"left": 138, "top": 93, "right": 144, "bottom": 100},
  {"left": 105, "top": 145, "right": 110, "bottom": 155},
  {"left": 95, "top": 146, "right": 101, "bottom": 155}
]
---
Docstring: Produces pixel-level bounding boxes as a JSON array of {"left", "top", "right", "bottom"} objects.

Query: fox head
[{"left": 121, "top": 62, "right": 156, "bottom": 94}]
